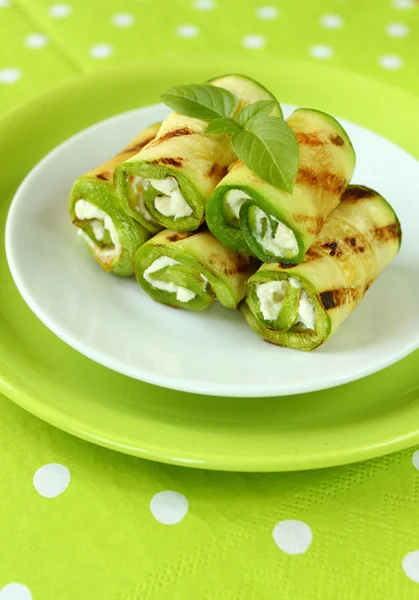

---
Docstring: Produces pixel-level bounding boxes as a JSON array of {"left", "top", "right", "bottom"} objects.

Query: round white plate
[{"left": 5, "top": 104, "right": 419, "bottom": 397}]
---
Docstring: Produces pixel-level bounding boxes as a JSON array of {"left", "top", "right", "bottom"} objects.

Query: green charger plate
[{"left": 1, "top": 57, "right": 419, "bottom": 472}]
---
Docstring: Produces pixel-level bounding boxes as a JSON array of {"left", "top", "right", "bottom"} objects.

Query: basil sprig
[{"left": 161, "top": 83, "right": 298, "bottom": 192}]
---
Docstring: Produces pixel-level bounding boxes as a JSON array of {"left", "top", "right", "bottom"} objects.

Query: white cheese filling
[
  {"left": 256, "top": 277, "right": 315, "bottom": 330},
  {"left": 254, "top": 207, "right": 298, "bottom": 257},
  {"left": 75, "top": 199, "right": 121, "bottom": 260},
  {"left": 144, "top": 256, "right": 196, "bottom": 303},
  {"left": 225, "top": 189, "right": 251, "bottom": 219},
  {"left": 131, "top": 176, "right": 154, "bottom": 222},
  {"left": 297, "top": 291, "right": 315, "bottom": 330},
  {"left": 151, "top": 176, "right": 193, "bottom": 220},
  {"left": 256, "top": 280, "right": 287, "bottom": 321},
  {"left": 130, "top": 175, "right": 192, "bottom": 221}
]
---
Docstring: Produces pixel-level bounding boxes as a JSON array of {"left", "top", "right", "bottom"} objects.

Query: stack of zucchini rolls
[{"left": 70, "top": 74, "right": 401, "bottom": 351}]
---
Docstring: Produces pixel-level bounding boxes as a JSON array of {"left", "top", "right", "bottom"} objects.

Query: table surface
[{"left": 1, "top": 1, "right": 419, "bottom": 599}]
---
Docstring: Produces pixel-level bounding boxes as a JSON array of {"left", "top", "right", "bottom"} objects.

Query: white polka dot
[
  {"left": 386, "top": 22, "right": 409, "bottom": 37},
  {"left": 320, "top": 14, "right": 343, "bottom": 29},
  {"left": 0, "top": 583, "right": 32, "bottom": 600},
  {"left": 0, "top": 0, "right": 10, "bottom": 7},
  {"left": 33, "top": 463, "right": 70, "bottom": 498},
  {"left": 110, "top": 13, "right": 135, "bottom": 27},
  {"left": 89, "top": 44, "right": 114, "bottom": 59},
  {"left": 403, "top": 550, "right": 419, "bottom": 583},
  {"left": 309, "top": 45, "right": 334, "bottom": 59},
  {"left": 0, "top": 68, "right": 21, "bottom": 84},
  {"left": 193, "top": 0, "right": 215, "bottom": 10},
  {"left": 412, "top": 449, "right": 419, "bottom": 470},
  {"left": 392, "top": 0, "right": 413, "bottom": 8},
  {"left": 242, "top": 34, "right": 266, "bottom": 49},
  {"left": 150, "top": 491, "right": 189, "bottom": 525},
  {"left": 24, "top": 33, "right": 48, "bottom": 49},
  {"left": 256, "top": 6, "right": 279, "bottom": 20},
  {"left": 175, "top": 24, "right": 199, "bottom": 38},
  {"left": 48, "top": 3, "right": 72, "bottom": 18},
  {"left": 378, "top": 54, "right": 403, "bottom": 69},
  {"left": 273, "top": 520, "right": 313, "bottom": 555}
]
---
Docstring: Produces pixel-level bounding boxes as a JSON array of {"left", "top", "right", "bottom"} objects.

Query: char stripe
[
  {"left": 373, "top": 222, "right": 401, "bottom": 242},
  {"left": 296, "top": 168, "right": 346, "bottom": 195},
  {"left": 118, "top": 135, "right": 155, "bottom": 155},
  {"left": 319, "top": 287, "right": 359, "bottom": 310}
]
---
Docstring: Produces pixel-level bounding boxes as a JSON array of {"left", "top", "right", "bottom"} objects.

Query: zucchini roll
[
  {"left": 114, "top": 74, "right": 282, "bottom": 232},
  {"left": 206, "top": 108, "right": 356, "bottom": 263},
  {"left": 241, "top": 185, "right": 401, "bottom": 350},
  {"left": 69, "top": 123, "right": 160, "bottom": 276},
  {"left": 135, "top": 228, "right": 259, "bottom": 311}
]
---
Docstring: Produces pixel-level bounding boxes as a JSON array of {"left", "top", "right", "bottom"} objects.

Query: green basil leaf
[
  {"left": 237, "top": 100, "right": 278, "bottom": 127},
  {"left": 205, "top": 118, "right": 242, "bottom": 134},
  {"left": 161, "top": 84, "right": 239, "bottom": 121},
  {"left": 231, "top": 116, "right": 299, "bottom": 193}
]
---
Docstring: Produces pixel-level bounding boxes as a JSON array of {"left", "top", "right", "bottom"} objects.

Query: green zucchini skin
[
  {"left": 69, "top": 128, "right": 158, "bottom": 276},
  {"left": 242, "top": 185, "right": 402, "bottom": 351},
  {"left": 206, "top": 108, "right": 356, "bottom": 264},
  {"left": 135, "top": 227, "right": 260, "bottom": 311}
]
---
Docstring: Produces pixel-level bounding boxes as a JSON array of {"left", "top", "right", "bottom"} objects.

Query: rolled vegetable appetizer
[
  {"left": 135, "top": 228, "right": 259, "bottom": 311},
  {"left": 206, "top": 108, "right": 356, "bottom": 263},
  {"left": 69, "top": 123, "right": 160, "bottom": 276},
  {"left": 114, "top": 74, "right": 282, "bottom": 232},
  {"left": 241, "top": 185, "right": 401, "bottom": 351}
]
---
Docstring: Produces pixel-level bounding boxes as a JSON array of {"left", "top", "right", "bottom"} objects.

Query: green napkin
[{"left": 1, "top": 1, "right": 419, "bottom": 599}]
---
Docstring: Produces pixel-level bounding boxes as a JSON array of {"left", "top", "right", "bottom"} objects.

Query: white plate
[{"left": 5, "top": 104, "right": 419, "bottom": 397}]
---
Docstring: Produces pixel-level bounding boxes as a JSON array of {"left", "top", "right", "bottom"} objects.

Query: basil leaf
[
  {"left": 231, "top": 116, "right": 299, "bottom": 193},
  {"left": 161, "top": 84, "right": 239, "bottom": 121},
  {"left": 205, "top": 118, "right": 242, "bottom": 134},
  {"left": 237, "top": 100, "right": 278, "bottom": 127}
]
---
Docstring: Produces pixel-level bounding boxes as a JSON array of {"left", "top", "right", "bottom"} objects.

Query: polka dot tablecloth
[{"left": 1, "top": 1, "right": 419, "bottom": 599}]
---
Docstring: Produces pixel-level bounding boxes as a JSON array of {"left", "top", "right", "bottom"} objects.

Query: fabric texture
[{"left": 1, "top": 1, "right": 419, "bottom": 598}]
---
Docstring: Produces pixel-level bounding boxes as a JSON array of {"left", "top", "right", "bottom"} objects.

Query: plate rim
[{"left": 5, "top": 103, "right": 419, "bottom": 398}]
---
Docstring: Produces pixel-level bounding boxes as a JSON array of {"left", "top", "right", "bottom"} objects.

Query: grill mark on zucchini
[
  {"left": 295, "top": 132, "right": 325, "bottom": 146},
  {"left": 148, "top": 127, "right": 194, "bottom": 147},
  {"left": 321, "top": 241, "right": 343, "bottom": 258},
  {"left": 208, "top": 163, "right": 228, "bottom": 179},
  {"left": 294, "top": 214, "right": 324, "bottom": 235},
  {"left": 148, "top": 157, "right": 184, "bottom": 167},
  {"left": 166, "top": 231, "right": 195, "bottom": 243},
  {"left": 95, "top": 172, "right": 111, "bottom": 181},
  {"left": 341, "top": 186, "right": 375, "bottom": 203},
  {"left": 344, "top": 236, "right": 366, "bottom": 253},
  {"left": 296, "top": 168, "right": 346, "bottom": 195},
  {"left": 305, "top": 248, "right": 323, "bottom": 262},
  {"left": 210, "top": 252, "right": 253, "bottom": 275},
  {"left": 118, "top": 135, "right": 156, "bottom": 155},
  {"left": 319, "top": 287, "right": 359, "bottom": 310},
  {"left": 279, "top": 247, "right": 322, "bottom": 269},
  {"left": 373, "top": 223, "right": 401, "bottom": 242},
  {"left": 364, "top": 278, "right": 375, "bottom": 293}
]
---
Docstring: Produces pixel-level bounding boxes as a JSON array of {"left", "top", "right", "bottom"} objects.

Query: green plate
[{"left": 1, "top": 57, "right": 419, "bottom": 472}]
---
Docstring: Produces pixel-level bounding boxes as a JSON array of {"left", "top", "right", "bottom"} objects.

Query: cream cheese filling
[
  {"left": 253, "top": 207, "right": 298, "bottom": 257},
  {"left": 130, "top": 175, "right": 192, "bottom": 221},
  {"left": 256, "top": 280, "right": 288, "bottom": 321},
  {"left": 131, "top": 176, "right": 155, "bottom": 222},
  {"left": 151, "top": 177, "right": 193, "bottom": 220},
  {"left": 225, "top": 189, "right": 251, "bottom": 219},
  {"left": 75, "top": 199, "right": 121, "bottom": 260},
  {"left": 144, "top": 256, "right": 196, "bottom": 302},
  {"left": 256, "top": 277, "right": 315, "bottom": 329}
]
